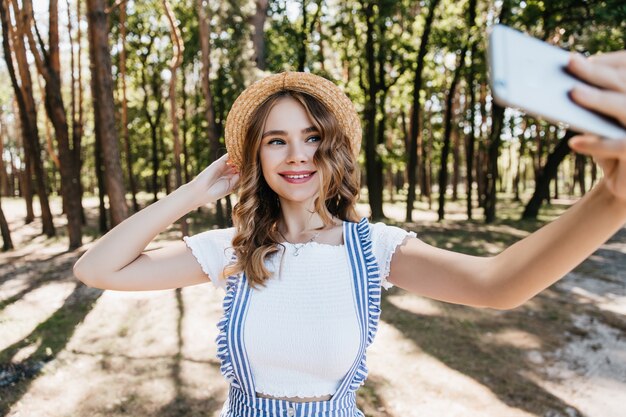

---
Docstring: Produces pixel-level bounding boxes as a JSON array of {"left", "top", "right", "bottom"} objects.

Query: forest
[
  {"left": 0, "top": 0, "right": 624, "bottom": 250},
  {"left": 1, "top": 1, "right": 625, "bottom": 416}
]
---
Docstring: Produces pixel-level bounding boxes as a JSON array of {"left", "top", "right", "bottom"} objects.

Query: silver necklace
[{"left": 279, "top": 231, "right": 320, "bottom": 256}]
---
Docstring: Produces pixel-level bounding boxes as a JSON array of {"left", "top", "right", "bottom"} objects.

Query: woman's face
[{"left": 259, "top": 96, "right": 322, "bottom": 206}]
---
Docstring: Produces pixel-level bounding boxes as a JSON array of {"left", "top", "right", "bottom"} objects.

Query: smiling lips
[{"left": 279, "top": 171, "right": 316, "bottom": 184}]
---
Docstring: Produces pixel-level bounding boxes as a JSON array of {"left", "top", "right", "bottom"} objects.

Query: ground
[{"left": 0, "top": 193, "right": 624, "bottom": 417}]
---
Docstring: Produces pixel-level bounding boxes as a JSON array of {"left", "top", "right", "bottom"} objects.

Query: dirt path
[{"left": 1, "top": 196, "right": 624, "bottom": 417}]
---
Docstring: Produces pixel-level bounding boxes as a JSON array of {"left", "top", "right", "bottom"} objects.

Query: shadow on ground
[{"left": 0, "top": 282, "right": 103, "bottom": 415}]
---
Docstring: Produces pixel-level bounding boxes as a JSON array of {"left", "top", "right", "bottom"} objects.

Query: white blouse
[{"left": 183, "top": 222, "right": 415, "bottom": 398}]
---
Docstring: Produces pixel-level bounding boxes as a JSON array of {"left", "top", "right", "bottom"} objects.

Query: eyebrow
[{"left": 261, "top": 126, "right": 319, "bottom": 138}]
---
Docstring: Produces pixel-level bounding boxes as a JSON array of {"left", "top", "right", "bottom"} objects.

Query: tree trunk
[
  {"left": 451, "top": 126, "right": 460, "bottom": 201},
  {"left": 119, "top": 0, "right": 138, "bottom": 212},
  {"left": 298, "top": 0, "right": 307, "bottom": 71},
  {"left": 139, "top": 49, "right": 166, "bottom": 203},
  {"left": 419, "top": 104, "right": 429, "bottom": 200},
  {"left": 0, "top": 0, "right": 55, "bottom": 236},
  {"left": 182, "top": 70, "right": 190, "bottom": 184},
  {"left": 8, "top": 145, "right": 19, "bottom": 197},
  {"left": 74, "top": 0, "right": 86, "bottom": 224},
  {"left": 22, "top": 0, "right": 83, "bottom": 248},
  {"left": 86, "top": 0, "right": 128, "bottom": 226},
  {"left": 163, "top": 0, "right": 188, "bottom": 236},
  {"left": 251, "top": 0, "right": 268, "bottom": 70},
  {"left": 362, "top": 1, "right": 384, "bottom": 220},
  {"left": 95, "top": 127, "right": 108, "bottom": 232},
  {"left": 484, "top": 103, "right": 504, "bottom": 223},
  {"left": 513, "top": 121, "right": 527, "bottom": 201},
  {"left": 12, "top": 97, "right": 33, "bottom": 219},
  {"left": 483, "top": 0, "right": 509, "bottom": 224},
  {"left": 591, "top": 159, "right": 597, "bottom": 187},
  {"left": 438, "top": 43, "right": 468, "bottom": 221},
  {"left": 575, "top": 153, "right": 586, "bottom": 196},
  {"left": 0, "top": 108, "right": 11, "bottom": 196},
  {"left": 66, "top": 0, "right": 85, "bottom": 225},
  {"left": 197, "top": 0, "right": 225, "bottom": 225},
  {"left": 0, "top": 194, "right": 13, "bottom": 251},
  {"left": 522, "top": 131, "right": 574, "bottom": 219},
  {"left": 465, "top": 41, "right": 476, "bottom": 219},
  {"left": 406, "top": 0, "right": 441, "bottom": 222}
]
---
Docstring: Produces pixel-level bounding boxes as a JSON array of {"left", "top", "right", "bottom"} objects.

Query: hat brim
[{"left": 224, "top": 72, "right": 362, "bottom": 168}]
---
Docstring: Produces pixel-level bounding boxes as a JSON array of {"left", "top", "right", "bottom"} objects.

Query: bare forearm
[
  {"left": 490, "top": 180, "right": 626, "bottom": 308},
  {"left": 74, "top": 183, "right": 201, "bottom": 280}
]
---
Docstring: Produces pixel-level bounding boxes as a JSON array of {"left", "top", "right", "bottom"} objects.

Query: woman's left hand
[{"left": 566, "top": 51, "right": 626, "bottom": 203}]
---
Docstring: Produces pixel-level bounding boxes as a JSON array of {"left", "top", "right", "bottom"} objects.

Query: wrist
[
  {"left": 595, "top": 179, "right": 626, "bottom": 214},
  {"left": 176, "top": 182, "right": 210, "bottom": 210}
]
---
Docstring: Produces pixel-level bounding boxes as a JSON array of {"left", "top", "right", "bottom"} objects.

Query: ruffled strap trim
[
  {"left": 348, "top": 217, "right": 382, "bottom": 392},
  {"left": 380, "top": 230, "right": 416, "bottom": 290},
  {"left": 215, "top": 262, "right": 242, "bottom": 389}
]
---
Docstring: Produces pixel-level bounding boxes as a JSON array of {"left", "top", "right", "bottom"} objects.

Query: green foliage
[{"left": 0, "top": 0, "right": 623, "bottom": 210}]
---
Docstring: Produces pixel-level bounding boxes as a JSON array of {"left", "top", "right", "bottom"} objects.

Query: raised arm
[
  {"left": 388, "top": 181, "right": 626, "bottom": 309},
  {"left": 73, "top": 154, "right": 239, "bottom": 291},
  {"left": 388, "top": 51, "right": 626, "bottom": 309}
]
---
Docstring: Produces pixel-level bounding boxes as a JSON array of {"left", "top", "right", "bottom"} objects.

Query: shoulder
[
  {"left": 183, "top": 227, "right": 236, "bottom": 261},
  {"left": 185, "top": 227, "right": 235, "bottom": 245},
  {"left": 369, "top": 221, "right": 415, "bottom": 243},
  {"left": 182, "top": 227, "right": 236, "bottom": 290}
]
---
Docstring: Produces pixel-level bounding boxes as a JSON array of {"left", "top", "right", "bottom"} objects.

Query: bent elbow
[
  {"left": 486, "top": 298, "right": 527, "bottom": 311},
  {"left": 482, "top": 289, "right": 530, "bottom": 310},
  {"left": 73, "top": 260, "right": 101, "bottom": 288}
]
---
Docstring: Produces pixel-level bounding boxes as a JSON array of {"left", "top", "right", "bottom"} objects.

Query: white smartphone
[{"left": 488, "top": 24, "right": 626, "bottom": 140}]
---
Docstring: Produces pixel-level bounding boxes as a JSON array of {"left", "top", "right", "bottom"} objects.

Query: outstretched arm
[
  {"left": 389, "top": 182, "right": 625, "bottom": 309},
  {"left": 388, "top": 51, "right": 626, "bottom": 309},
  {"left": 73, "top": 154, "right": 239, "bottom": 291}
]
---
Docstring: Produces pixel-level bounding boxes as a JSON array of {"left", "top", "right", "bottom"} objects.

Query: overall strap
[
  {"left": 331, "top": 218, "right": 382, "bottom": 401},
  {"left": 216, "top": 269, "right": 257, "bottom": 397}
]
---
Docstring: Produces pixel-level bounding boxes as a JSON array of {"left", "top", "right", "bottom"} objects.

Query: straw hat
[{"left": 224, "top": 72, "right": 362, "bottom": 169}]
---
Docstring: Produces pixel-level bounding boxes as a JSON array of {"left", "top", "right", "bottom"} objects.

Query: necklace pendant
[{"left": 280, "top": 231, "right": 320, "bottom": 257}]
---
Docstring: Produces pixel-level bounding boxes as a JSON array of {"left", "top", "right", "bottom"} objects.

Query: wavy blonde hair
[{"left": 223, "top": 91, "right": 361, "bottom": 287}]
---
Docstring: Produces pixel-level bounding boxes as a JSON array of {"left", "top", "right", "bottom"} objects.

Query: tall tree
[
  {"left": 483, "top": 0, "right": 510, "bottom": 223},
  {"left": 197, "top": 0, "right": 226, "bottom": 225},
  {"left": 438, "top": 0, "right": 476, "bottom": 221},
  {"left": 0, "top": 0, "right": 55, "bottom": 237},
  {"left": 437, "top": 43, "right": 468, "bottom": 221},
  {"left": 0, "top": 109, "right": 9, "bottom": 195},
  {"left": 522, "top": 131, "right": 575, "bottom": 219},
  {"left": 163, "top": 0, "right": 188, "bottom": 236},
  {"left": 251, "top": 0, "right": 268, "bottom": 70},
  {"left": 361, "top": 0, "right": 384, "bottom": 219},
  {"left": 0, "top": 192, "right": 11, "bottom": 250},
  {"left": 21, "top": 0, "right": 83, "bottom": 248},
  {"left": 357, "top": 0, "right": 408, "bottom": 220},
  {"left": 118, "top": 0, "right": 138, "bottom": 212},
  {"left": 66, "top": 0, "right": 86, "bottom": 224},
  {"left": 86, "top": 0, "right": 129, "bottom": 227},
  {"left": 297, "top": 0, "right": 322, "bottom": 71},
  {"left": 406, "top": 0, "right": 441, "bottom": 222},
  {"left": 138, "top": 36, "right": 166, "bottom": 203}
]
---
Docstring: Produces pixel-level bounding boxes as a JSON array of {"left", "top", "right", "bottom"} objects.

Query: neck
[{"left": 278, "top": 198, "right": 327, "bottom": 238}]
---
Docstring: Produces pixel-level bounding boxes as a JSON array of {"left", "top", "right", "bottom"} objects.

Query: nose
[{"left": 286, "top": 140, "right": 309, "bottom": 164}]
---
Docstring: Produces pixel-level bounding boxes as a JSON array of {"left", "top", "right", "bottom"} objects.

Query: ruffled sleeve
[
  {"left": 182, "top": 227, "right": 235, "bottom": 290},
  {"left": 369, "top": 222, "right": 416, "bottom": 290}
]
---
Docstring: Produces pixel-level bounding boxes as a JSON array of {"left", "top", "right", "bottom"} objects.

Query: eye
[
  {"left": 267, "top": 138, "right": 286, "bottom": 145},
  {"left": 307, "top": 135, "right": 321, "bottom": 143}
]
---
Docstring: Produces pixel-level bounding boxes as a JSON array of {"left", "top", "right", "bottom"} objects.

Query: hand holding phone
[{"left": 488, "top": 24, "right": 626, "bottom": 140}]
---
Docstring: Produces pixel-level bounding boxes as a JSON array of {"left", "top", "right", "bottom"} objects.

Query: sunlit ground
[{"left": 1, "top": 191, "right": 624, "bottom": 416}]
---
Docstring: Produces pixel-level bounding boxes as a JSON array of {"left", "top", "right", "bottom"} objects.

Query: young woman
[{"left": 73, "top": 51, "right": 626, "bottom": 417}]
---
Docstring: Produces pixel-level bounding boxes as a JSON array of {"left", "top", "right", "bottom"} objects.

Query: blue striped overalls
[{"left": 216, "top": 218, "right": 382, "bottom": 417}]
